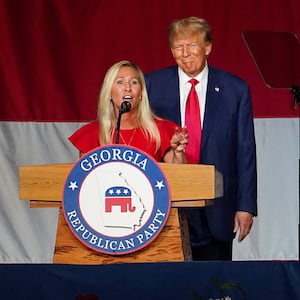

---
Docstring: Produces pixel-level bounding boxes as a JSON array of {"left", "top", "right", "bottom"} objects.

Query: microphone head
[{"left": 119, "top": 101, "right": 131, "bottom": 114}]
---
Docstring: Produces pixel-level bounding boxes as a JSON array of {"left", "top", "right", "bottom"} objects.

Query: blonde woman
[{"left": 69, "top": 60, "right": 188, "bottom": 163}]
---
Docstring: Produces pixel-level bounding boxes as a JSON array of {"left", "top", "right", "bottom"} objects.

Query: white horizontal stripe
[{"left": 0, "top": 120, "right": 298, "bottom": 262}]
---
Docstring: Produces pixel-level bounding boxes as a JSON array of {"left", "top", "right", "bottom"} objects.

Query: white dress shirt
[{"left": 178, "top": 63, "right": 208, "bottom": 128}]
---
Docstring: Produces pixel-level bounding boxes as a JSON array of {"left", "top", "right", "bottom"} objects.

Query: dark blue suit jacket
[{"left": 145, "top": 65, "right": 257, "bottom": 243}]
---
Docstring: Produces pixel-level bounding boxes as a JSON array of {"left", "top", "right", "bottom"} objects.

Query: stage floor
[{"left": 0, "top": 261, "right": 299, "bottom": 299}]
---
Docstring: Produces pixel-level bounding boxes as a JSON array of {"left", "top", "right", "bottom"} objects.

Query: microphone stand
[
  {"left": 291, "top": 86, "right": 300, "bottom": 108},
  {"left": 115, "top": 112, "right": 122, "bottom": 144},
  {"left": 115, "top": 101, "right": 131, "bottom": 144}
]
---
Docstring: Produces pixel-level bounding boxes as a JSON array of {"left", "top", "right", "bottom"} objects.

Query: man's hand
[{"left": 234, "top": 211, "right": 254, "bottom": 242}]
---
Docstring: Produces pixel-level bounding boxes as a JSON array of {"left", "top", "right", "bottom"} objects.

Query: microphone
[
  {"left": 115, "top": 101, "right": 131, "bottom": 144},
  {"left": 119, "top": 101, "right": 131, "bottom": 114}
]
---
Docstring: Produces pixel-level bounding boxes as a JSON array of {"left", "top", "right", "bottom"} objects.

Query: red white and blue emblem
[
  {"left": 105, "top": 186, "right": 136, "bottom": 213},
  {"left": 63, "top": 145, "right": 171, "bottom": 255}
]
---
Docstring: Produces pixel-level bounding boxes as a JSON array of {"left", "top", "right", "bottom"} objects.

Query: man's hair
[{"left": 168, "top": 16, "right": 212, "bottom": 47}]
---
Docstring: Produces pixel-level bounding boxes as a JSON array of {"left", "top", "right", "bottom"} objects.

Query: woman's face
[{"left": 111, "top": 66, "right": 142, "bottom": 114}]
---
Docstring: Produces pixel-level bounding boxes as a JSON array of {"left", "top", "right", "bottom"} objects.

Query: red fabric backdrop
[{"left": 0, "top": 0, "right": 299, "bottom": 121}]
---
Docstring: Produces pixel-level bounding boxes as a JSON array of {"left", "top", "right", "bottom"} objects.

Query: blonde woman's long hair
[{"left": 97, "top": 60, "right": 161, "bottom": 152}]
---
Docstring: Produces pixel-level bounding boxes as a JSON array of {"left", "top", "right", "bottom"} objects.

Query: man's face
[{"left": 171, "top": 32, "right": 212, "bottom": 77}]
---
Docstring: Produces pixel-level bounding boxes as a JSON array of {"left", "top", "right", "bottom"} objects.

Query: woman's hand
[
  {"left": 163, "top": 127, "right": 188, "bottom": 163},
  {"left": 170, "top": 127, "right": 188, "bottom": 153}
]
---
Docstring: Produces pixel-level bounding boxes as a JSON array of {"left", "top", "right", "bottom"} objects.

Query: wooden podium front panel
[
  {"left": 19, "top": 162, "right": 221, "bottom": 264},
  {"left": 54, "top": 207, "right": 191, "bottom": 264}
]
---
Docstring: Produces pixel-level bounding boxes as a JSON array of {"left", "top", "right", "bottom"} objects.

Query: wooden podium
[{"left": 19, "top": 162, "right": 222, "bottom": 264}]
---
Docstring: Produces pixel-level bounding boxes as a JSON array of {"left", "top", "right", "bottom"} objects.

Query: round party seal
[{"left": 63, "top": 145, "right": 171, "bottom": 255}]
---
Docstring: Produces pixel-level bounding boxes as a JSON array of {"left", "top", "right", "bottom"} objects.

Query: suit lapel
[
  {"left": 201, "top": 67, "right": 223, "bottom": 149},
  {"left": 168, "top": 67, "right": 181, "bottom": 124}
]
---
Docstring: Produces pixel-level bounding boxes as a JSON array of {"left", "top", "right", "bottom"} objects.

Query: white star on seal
[
  {"left": 68, "top": 181, "right": 78, "bottom": 191},
  {"left": 155, "top": 180, "right": 165, "bottom": 190}
]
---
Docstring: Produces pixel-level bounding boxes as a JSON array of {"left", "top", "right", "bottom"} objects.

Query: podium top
[{"left": 19, "top": 163, "right": 223, "bottom": 206}]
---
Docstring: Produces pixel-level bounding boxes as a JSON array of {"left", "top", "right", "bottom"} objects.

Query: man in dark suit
[{"left": 145, "top": 17, "right": 257, "bottom": 260}]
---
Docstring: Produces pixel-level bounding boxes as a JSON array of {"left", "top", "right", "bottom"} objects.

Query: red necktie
[{"left": 185, "top": 78, "right": 201, "bottom": 163}]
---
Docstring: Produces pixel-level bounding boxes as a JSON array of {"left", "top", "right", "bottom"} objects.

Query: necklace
[{"left": 119, "top": 128, "right": 137, "bottom": 146}]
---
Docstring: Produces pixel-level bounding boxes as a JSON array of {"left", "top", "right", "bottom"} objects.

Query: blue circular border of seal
[{"left": 63, "top": 144, "right": 171, "bottom": 256}]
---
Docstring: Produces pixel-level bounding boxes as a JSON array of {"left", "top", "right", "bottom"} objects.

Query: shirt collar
[{"left": 178, "top": 62, "right": 208, "bottom": 85}]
